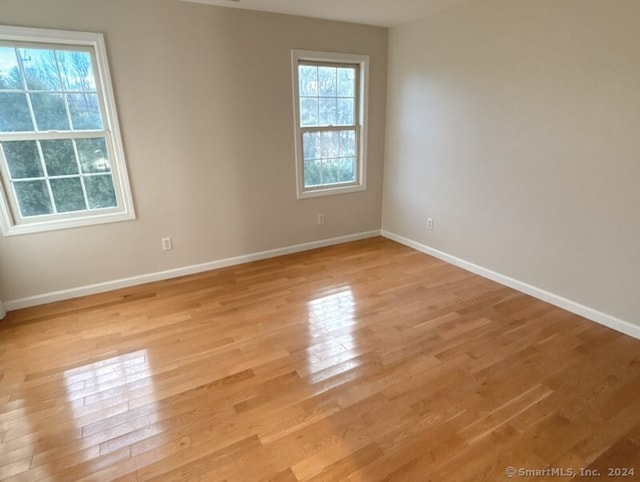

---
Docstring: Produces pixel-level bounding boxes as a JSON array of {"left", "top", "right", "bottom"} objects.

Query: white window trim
[
  {"left": 291, "top": 50, "right": 369, "bottom": 199},
  {"left": 0, "top": 25, "right": 135, "bottom": 236}
]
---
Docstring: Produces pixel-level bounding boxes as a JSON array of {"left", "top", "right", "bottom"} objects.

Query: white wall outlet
[
  {"left": 316, "top": 214, "right": 325, "bottom": 225},
  {"left": 161, "top": 237, "right": 173, "bottom": 250},
  {"left": 426, "top": 218, "right": 434, "bottom": 230}
]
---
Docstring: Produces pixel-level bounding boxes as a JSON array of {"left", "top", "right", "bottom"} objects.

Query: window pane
[
  {"left": 298, "top": 65, "right": 318, "bottom": 96},
  {"left": 41, "top": 139, "right": 78, "bottom": 176},
  {"left": 19, "top": 48, "right": 62, "bottom": 91},
  {"left": 337, "top": 98, "right": 355, "bottom": 126},
  {"left": 85, "top": 175, "right": 117, "bottom": 209},
  {"left": 0, "top": 93, "right": 34, "bottom": 132},
  {"left": 14, "top": 180, "right": 52, "bottom": 216},
  {"left": 300, "top": 98, "right": 318, "bottom": 127},
  {"left": 337, "top": 67, "right": 356, "bottom": 97},
  {"left": 319, "top": 98, "right": 337, "bottom": 126},
  {"left": 76, "top": 138, "right": 110, "bottom": 173},
  {"left": 339, "top": 157, "right": 356, "bottom": 182},
  {"left": 68, "top": 93, "right": 102, "bottom": 130},
  {"left": 339, "top": 130, "right": 356, "bottom": 156},
  {"left": 294, "top": 54, "right": 366, "bottom": 196},
  {"left": 318, "top": 67, "right": 337, "bottom": 97},
  {"left": 50, "top": 177, "right": 86, "bottom": 212},
  {"left": 31, "top": 93, "right": 70, "bottom": 131},
  {"left": 2, "top": 141, "right": 43, "bottom": 179},
  {"left": 0, "top": 47, "right": 21, "bottom": 89},
  {"left": 302, "top": 132, "right": 321, "bottom": 161},
  {"left": 0, "top": 29, "right": 133, "bottom": 233},
  {"left": 321, "top": 159, "right": 340, "bottom": 185},
  {"left": 304, "top": 159, "right": 322, "bottom": 187},
  {"left": 321, "top": 131, "right": 340, "bottom": 158},
  {"left": 57, "top": 51, "right": 96, "bottom": 91}
]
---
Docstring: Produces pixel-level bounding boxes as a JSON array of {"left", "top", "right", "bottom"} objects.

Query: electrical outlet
[
  {"left": 426, "top": 218, "right": 434, "bottom": 230},
  {"left": 161, "top": 237, "right": 173, "bottom": 250},
  {"left": 316, "top": 214, "right": 325, "bottom": 225}
]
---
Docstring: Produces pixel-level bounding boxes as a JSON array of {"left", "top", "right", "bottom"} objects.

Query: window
[
  {"left": 292, "top": 50, "right": 369, "bottom": 199},
  {"left": 0, "top": 25, "right": 134, "bottom": 235}
]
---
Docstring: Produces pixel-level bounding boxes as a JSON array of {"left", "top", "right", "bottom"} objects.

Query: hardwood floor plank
[{"left": 1, "top": 237, "right": 639, "bottom": 480}]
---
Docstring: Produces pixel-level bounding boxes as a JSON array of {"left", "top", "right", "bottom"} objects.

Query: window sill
[
  {"left": 1, "top": 210, "right": 136, "bottom": 236},
  {"left": 297, "top": 183, "right": 366, "bottom": 200}
]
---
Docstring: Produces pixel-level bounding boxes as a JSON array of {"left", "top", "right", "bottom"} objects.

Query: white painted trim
[
  {"left": 291, "top": 49, "right": 369, "bottom": 199},
  {"left": 2, "top": 211, "right": 136, "bottom": 236},
  {"left": 0, "top": 25, "right": 136, "bottom": 236},
  {"left": 4, "top": 230, "right": 381, "bottom": 312},
  {"left": 381, "top": 230, "right": 640, "bottom": 341},
  {"left": 0, "top": 301, "right": 6, "bottom": 320}
]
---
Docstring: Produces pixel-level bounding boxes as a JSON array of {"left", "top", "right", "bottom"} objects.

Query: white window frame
[
  {"left": 0, "top": 25, "right": 135, "bottom": 236},
  {"left": 291, "top": 50, "right": 369, "bottom": 199}
]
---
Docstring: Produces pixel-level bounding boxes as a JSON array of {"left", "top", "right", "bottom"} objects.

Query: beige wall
[
  {"left": 0, "top": 0, "right": 388, "bottom": 303},
  {"left": 383, "top": 0, "right": 640, "bottom": 324}
]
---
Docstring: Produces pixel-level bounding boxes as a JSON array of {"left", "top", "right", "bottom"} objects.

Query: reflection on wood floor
[{"left": 1, "top": 237, "right": 639, "bottom": 481}]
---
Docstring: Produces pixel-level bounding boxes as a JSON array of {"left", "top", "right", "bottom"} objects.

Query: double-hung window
[
  {"left": 292, "top": 50, "right": 369, "bottom": 199},
  {"left": 0, "top": 25, "right": 134, "bottom": 235}
]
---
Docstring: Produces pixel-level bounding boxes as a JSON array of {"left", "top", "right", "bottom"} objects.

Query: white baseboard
[
  {"left": 4, "top": 230, "right": 381, "bottom": 312},
  {"left": 0, "top": 301, "right": 6, "bottom": 320},
  {"left": 381, "top": 230, "right": 640, "bottom": 341}
]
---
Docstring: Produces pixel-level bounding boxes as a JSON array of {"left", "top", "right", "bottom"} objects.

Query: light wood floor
[{"left": 1, "top": 237, "right": 639, "bottom": 481}]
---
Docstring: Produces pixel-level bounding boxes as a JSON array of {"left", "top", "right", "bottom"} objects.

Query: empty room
[{"left": 0, "top": 0, "right": 639, "bottom": 480}]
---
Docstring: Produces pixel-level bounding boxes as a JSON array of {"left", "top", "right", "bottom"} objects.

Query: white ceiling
[{"left": 182, "top": 0, "right": 468, "bottom": 27}]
